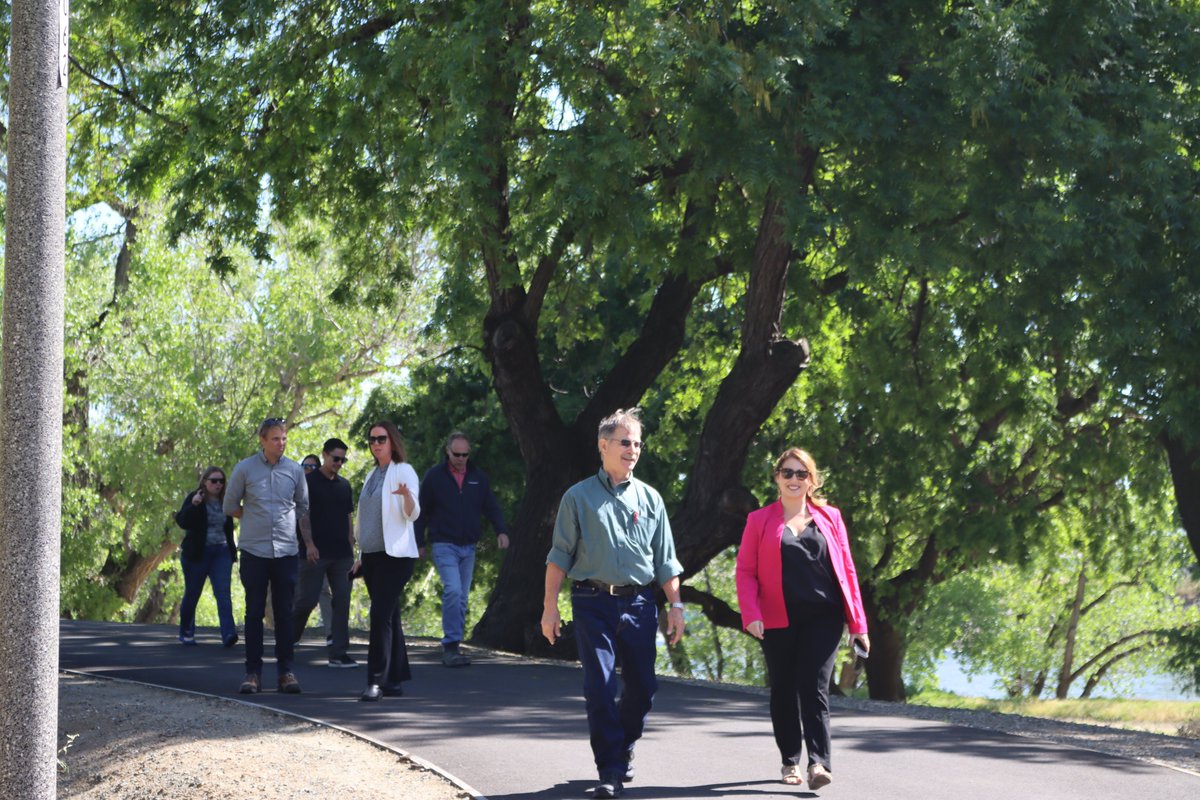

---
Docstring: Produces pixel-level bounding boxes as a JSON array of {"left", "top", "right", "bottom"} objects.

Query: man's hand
[
  {"left": 541, "top": 606, "right": 562, "bottom": 645},
  {"left": 306, "top": 545, "right": 320, "bottom": 564},
  {"left": 665, "top": 606, "right": 686, "bottom": 645},
  {"left": 497, "top": 533, "right": 510, "bottom": 550}
]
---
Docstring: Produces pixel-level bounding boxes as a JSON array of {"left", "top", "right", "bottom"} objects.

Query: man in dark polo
[
  {"left": 292, "top": 437, "right": 358, "bottom": 668},
  {"left": 224, "top": 417, "right": 309, "bottom": 695},
  {"left": 541, "top": 408, "right": 686, "bottom": 799}
]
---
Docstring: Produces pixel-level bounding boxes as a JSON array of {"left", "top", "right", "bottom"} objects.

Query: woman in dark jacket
[{"left": 174, "top": 465, "right": 238, "bottom": 647}]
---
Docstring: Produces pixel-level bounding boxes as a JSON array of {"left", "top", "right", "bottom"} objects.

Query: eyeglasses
[
  {"left": 302, "top": 463, "right": 318, "bottom": 470},
  {"left": 331, "top": 455, "right": 348, "bottom": 464},
  {"left": 450, "top": 451, "right": 470, "bottom": 458},
  {"left": 368, "top": 435, "right": 389, "bottom": 445},
  {"left": 608, "top": 438, "right": 643, "bottom": 450},
  {"left": 777, "top": 468, "right": 810, "bottom": 480},
  {"left": 207, "top": 477, "right": 226, "bottom": 484}
]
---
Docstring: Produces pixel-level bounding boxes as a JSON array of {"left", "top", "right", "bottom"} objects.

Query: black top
[
  {"left": 175, "top": 491, "right": 237, "bottom": 562},
  {"left": 298, "top": 470, "right": 355, "bottom": 560},
  {"left": 780, "top": 521, "right": 840, "bottom": 606}
]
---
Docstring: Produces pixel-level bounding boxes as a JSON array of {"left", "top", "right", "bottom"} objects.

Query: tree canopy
[{"left": 6, "top": 0, "right": 1198, "bottom": 699}]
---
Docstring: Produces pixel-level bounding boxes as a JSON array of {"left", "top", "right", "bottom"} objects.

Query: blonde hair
[{"left": 772, "top": 447, "right": 827, "bottom": 507}]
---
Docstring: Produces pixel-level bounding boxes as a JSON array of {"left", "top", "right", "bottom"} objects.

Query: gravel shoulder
[{"left": 56, "top": 673, "right": 468, "bottom": 800}]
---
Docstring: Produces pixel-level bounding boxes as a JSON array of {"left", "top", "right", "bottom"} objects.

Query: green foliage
[
  {"left": 32, "top": 0, "right": 1200, "bottom": 697},
  {"left": 59, "top": 205, "right": 439, "bottom": 620},
  {"left": 913, "top": 503, "right": 1198, "bottom": 699}
]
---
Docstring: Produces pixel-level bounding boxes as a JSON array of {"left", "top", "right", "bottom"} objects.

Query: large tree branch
[
  {"left": 679, "top": 584, "right": 743, "bottom": 630},
  {"left": 69, "top": 55, "right": 179, "bottom": 125},
  {"left": 673, "top": 165, "right": 819, "bottom": 575},
  {"left": 523, "top": 221, "right": 577, "bottom": 326},
  {"left": 1070, "top": 629, "right": 1162, "bottom": 682}
]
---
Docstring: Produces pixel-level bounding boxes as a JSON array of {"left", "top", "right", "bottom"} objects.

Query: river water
[{"left": 936, "top": 656, "right": 1200, "bottom": 701}]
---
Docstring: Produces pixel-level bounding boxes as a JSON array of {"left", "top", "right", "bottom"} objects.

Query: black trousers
[
  {"left": 360, "top": 551, "right": 415, "bottom": 686},
  {"left": 759, "top": 601, "right": 845, "bottom": 770}
]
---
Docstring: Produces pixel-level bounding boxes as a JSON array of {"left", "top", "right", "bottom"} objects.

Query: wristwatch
[{"left": 669, "top": 602, "right": 685, "bottom": 610}]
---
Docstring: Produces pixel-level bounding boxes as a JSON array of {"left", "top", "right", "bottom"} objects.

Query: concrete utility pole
[{"left": 1, "top": 1, "right": 68, "bottom": 797}]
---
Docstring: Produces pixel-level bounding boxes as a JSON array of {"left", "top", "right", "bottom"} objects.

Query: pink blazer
[{"left": 735, "top": 500, "right": 868, "bottom": 634}]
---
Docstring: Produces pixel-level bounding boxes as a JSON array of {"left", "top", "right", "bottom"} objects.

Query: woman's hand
[
  {"left": 746, "top": 620, "right": 765, "bottom": 640},
  {"left": 191, "top": 490, "right": 204, "bottom": 506},
  {"left": 852, "top": 633, "right": 870, "bottom": 656}
]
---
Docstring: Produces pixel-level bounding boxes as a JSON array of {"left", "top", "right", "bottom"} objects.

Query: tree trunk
[
  {"left": 861, "top": 586, "right": 907, "bottom": 701},
  {"left": 1055, "top": 566, "right": 1087, "bottom": 699},
  {"left": 473, "top": 184, "right": 815, "bottom": 656},
  {"left": 113, "top": 536, "right": 179, "bottom": 603},
  {"left": 1162, "top": 432, "right": 1200, "bottom": 565}
]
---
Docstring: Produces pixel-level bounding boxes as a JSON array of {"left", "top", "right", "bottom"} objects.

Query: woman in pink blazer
[{"left": 736, "top": 447, "right": 870, "bottom": 791}]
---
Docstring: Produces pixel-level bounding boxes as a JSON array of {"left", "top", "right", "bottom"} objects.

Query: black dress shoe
[
  {"left": 360, "top": 684, "right": 383, "bottom": 701},
  {"left": 381, "top": 683, "right": 405, "bottom": 697}
]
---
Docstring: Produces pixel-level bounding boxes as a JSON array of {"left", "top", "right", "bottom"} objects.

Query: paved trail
[{"left": 59, "top": 620, "right": 1197, "bottom": 799}]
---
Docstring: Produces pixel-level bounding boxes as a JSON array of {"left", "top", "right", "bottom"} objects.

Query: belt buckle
[{"left": 607, "top": 583, "right": 619, "bottom": 595}]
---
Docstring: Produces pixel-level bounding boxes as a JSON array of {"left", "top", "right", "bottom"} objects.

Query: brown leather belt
[{"left": 576, "top": 579, "right": 649, "bottom": 597}]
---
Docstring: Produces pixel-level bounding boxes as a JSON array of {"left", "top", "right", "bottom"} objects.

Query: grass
[{"left": 908, "top": 689, "right": 1200, "bottom": 737}]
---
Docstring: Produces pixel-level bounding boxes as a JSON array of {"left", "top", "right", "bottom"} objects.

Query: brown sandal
[{"left": 781, "top": 764, "right": 804, "bottom": 785}]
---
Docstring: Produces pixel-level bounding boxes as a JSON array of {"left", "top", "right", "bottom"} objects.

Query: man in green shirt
[{"left": 542, "top": 408, "right": 686, "bottom": 800}]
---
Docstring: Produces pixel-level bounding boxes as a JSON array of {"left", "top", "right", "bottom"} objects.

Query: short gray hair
[
  {"left": 597, "top": 408, "right": 643, "bottom": 440},
  {"left": 446, "top": 431, "right": 469, "bottom": 449}
]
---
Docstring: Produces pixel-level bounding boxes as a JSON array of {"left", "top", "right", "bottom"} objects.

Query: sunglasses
[
  {"left": 609, "top": 438, "right": 643, "bottom": 450},
  {"left": 207, "top": 477, "right": 226, "bottom": 484},
  {"left": 331, "top": 455, "right": 348, "bottom": 464},
  {"left": 302, "top": 463, "right": 318, "bottom": 470},
  {"left": 450, "top": 451, "right": 470, "bottom": 458},
  {"left": 368, "top": 435, "right": 389, "bottom": 445},
  {"left": 777, "top": 468, "right": 810, "bottom": 480}
]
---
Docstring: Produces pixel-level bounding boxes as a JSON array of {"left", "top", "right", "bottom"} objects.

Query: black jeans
[
  {"left": 759, "top": 601, "right": 845, "bottom": 771},
  {"left": 239, "top": 552, "right": 299, "bottom": 677},
  {"left": 292, "top": 555, "right": 355, "bottom": 658},
  {"left": 360, "top": 551, "right": 416, "bottom": 686}
]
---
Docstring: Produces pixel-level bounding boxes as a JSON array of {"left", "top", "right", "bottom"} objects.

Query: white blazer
[{"left": 368, "top": 461, "right": 421, "bottom": 558}]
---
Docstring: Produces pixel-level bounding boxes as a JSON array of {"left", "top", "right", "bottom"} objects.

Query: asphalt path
[{"left": 59, "top": 620, "right": 1197, "bottom": 800}]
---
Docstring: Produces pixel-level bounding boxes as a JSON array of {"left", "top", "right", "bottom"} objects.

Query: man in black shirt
[{"left": 292, "top": 437, "right": 358, "bottom": 668}]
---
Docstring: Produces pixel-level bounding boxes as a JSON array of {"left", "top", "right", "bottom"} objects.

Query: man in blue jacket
[{"left": 415, "top": 432, "right": 510, "bottom": 666}]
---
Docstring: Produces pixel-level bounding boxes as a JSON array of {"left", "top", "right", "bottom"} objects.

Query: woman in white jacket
[{"left": 355, "top": 420, "right": 421, "bottom": 701}]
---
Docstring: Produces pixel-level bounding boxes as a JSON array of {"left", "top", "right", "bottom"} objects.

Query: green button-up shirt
[{"left": 548, "top": 469, "right": 683, "bottom": 587}]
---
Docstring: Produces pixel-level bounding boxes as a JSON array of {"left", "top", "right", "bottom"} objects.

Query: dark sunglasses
[
  {"left": 331, "top": 455, "right": 348, "bottom": 464},
  {"left": 609, "top": 438, "right": 644, "bottom": 450},
  {"left": 450, "top": 451, "right": 470, "bottom": 458},
  {"left": 207, "top": 477, "right": 226, "bottom": 484},
  {"left": 777, "top": 468, "right": 810, "bottom": 480},
  {"left": 302, "top": 463, "right": 318, "bottom": 470},
  {"left": 368, "top": 435, "right": 389, "bottom": 445}
]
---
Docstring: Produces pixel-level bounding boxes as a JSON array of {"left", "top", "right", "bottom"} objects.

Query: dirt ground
[{"left": 56, "top": 673, "right": 468, "bottom": 800}]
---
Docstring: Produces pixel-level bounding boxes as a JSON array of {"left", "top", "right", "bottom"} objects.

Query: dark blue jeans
[
  {"left": 179, "top": 544, "right": 236, "bottom": 643},
  {"left": 571, "top": 583, "right": 659, "bottom": 778},
  {"left": 239, "top": 552, "right": 299, "bottom": 677}
]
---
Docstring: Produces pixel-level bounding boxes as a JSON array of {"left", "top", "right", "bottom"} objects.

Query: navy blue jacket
[{"left": 414, "top": 462, "right": 508, "bottom": 547}]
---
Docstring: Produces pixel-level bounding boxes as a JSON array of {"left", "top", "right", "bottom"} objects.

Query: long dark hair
[
  {"left": 197, "top": 465, "right": 227, "bottom": 502},
  {"left": 368, "top": 420, "right": 407, "bottom": 465}
]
